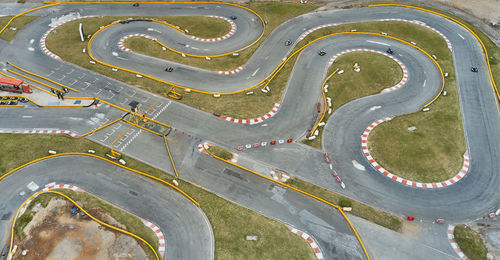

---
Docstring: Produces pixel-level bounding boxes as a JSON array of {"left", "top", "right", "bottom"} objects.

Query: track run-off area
[{"left": 0, "top": 1, "right": 499, "bottom": 260}]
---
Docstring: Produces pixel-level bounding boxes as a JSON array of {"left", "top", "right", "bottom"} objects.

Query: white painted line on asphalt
[
  {"left": 66, "top": 68, "right": 74, "bottom": 75},
  {"left": 251, "top": 68, "right": 260, "bottom": 77},
  {"left": 352, "top": 160, "right": 366, "bottom": 171},
  {"left": 112, "top": 52, "right": 118, "bottom": 56},
  {"left": 457, "top": 33, "right": 464, "bottom": 39},
  {"left": 423, "top": 79, "right": 426, "bottom": 87},
  {"left": 116, "top": 56, "right": 128, "bottom": 61},
  {"left": 369, "top": 106, "right": 381, "bottom": 111},
  {"left": 47, "top": 71, "right": 54, "bottom": 77},
  {"left": 22, "top": 115, "right": 32, "bottom": 118},
  {"left": 27, "top": 181, "right": 39, "bottom": 191},
  {"left": 366, "top": 40, "right": 390, "bottom": 46},
  {"left": 28, "top": 47, "right": 34, "bottom": 51},
  {"left": 191, "top": 46, "right": 199, "bottom": 50},
  {"left": 29, "top": 39, "right": 34, "bottom": 44}
]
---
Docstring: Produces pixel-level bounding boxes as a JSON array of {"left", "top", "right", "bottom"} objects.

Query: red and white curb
[
  {"left": 118, "top": 33, "right": 156, "bottom": 53},
  {"left": 189, "top": 15, "right": 236, "bottom": 42},
  {"left": 40, "top": 16, "right": 95, "bottom": 60},
  {"left": 287, "top": 226, "right": 324, "bottom": 260},
  {"left": 237, "top": 137, "right": 293, "bottom": 151},
  {"left": 377, "top": 19, "right": 453, "bottom": 51},
  {"left": 20, "top": 183, "right": 166, "bottom": 258},
  {"left": 218, "top": 101, "right": 281, "bottom": 125},
  {"left": 0, "top": 129, "right": 80, "bottom": 137},
  {"left": 297, "top": 23, "right": 339, "bottom": 42},
  {"left": 328, "top": 49, "right": 408, "bottom": 93},
  {"left": 140, "top": 218, "right": 166, "bottom": 258},
  {"left": 197, "top": 142, "right": 209, "bottom": 155},
  {"left": 361, "top": 117, "right": 470, "bottom": 188},
  {"left": 448, "top": 225, "right": 468, "bottom": 259},
  {"left": 215, "top": 65, "right": 244, "bottom": 75}
]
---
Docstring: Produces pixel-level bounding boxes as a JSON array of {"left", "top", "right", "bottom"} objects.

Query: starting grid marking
[
  {"left": 18, "top": 183, "right": 166, "bottom": 258},
  {"left": 361, "top": 118, "right": 470, "bottom": 188},
  {"left": 328, "top": 49, "right": 408, "bottom": 93}
]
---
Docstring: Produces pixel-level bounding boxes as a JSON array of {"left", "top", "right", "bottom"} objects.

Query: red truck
[{"left": 0, "top": 77, "right": 32, "bottom": 94}]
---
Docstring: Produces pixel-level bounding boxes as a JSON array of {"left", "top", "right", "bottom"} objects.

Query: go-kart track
[{"left": 0, "top": 2, "right": 499, "bottom": 260}]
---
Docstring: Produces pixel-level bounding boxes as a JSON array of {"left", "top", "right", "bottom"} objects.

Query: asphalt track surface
[{"left": 0, "top": 2, "right": 499, "bottom": 260}]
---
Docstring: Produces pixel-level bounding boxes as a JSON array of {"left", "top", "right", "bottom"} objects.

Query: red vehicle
[{"left": 0, "top": 77, "right": 32, "bottom": 94}]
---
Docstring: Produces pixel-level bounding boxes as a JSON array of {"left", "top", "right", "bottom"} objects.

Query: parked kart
[{"left": 471, "top": 66, "right": 478, "bottom": 72}]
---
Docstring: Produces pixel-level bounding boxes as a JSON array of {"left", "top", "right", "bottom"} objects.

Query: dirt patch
[{"left": 13, "top": 198, "right": 147, "bottom": 260}]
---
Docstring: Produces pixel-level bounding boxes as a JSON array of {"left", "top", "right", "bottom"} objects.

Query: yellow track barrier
[
  {"left": 0, "top": 152, "right": 200, "bottom": 207},
  {"left": 368, "top": 4, "right": 499, "bottom": 102},
  {"left": 81, "top": 117, "right": 122, "bottom": 137},
  {"left": 204, "top": 149, "right": 371, "bottom": 260},
  {"left": 0, "top": 4, "right": 60, "bottom": 36},
  {"left": 163, "top": 135, "right": 179, "bottom": 178},
  {"left": 0, "top": 71, "right": 55, "bottom": 96},
  {"left": 46, "top": 1, "right": 266, "bottom": 58},
  {"left": 309, "top": 68, "right": 339, "bottom": 137},
  {"left": 8, "top": 62, "right": 78, "bottom": 92},
  {"left": 8, "top": 190, "right": 159, "bottom": 260}
]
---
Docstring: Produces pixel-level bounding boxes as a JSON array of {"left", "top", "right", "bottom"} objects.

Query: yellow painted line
[
  {"left": 0, "top": 105, "right": 23, "bottom": 107},
  {"left": 204, "top": 149, "right": 371, "bottom": 260},
  {"left": 8, "top": 190, "right": 160, "bottom": 260},
  {"left": 8, "top": 62, "right": 79, "bottom": 92},
  {"left": 81, "top": 117, "right": 122, "bottom": 137},
  {"left": 0, "top": 152, "right": 200, "bottom": 207},
  {"left": 0, "top": 3, "right": 59, "bottom": 36},
  {"left": 309, "top": 68, "right": 339, "bottom": 137},
  {"left": 368, "top": 4, "right": 499, "bottom": 102},
  {"left": 163, "top": 135, "right": 179, "bottom": 178}
]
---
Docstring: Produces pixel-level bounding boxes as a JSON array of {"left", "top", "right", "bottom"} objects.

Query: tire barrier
[
  {"left": 286, "top": 225, "right": 324, "bottom": 260},
  {"left": 0, "top": 129, "right": 80, "bottom": 137},
  {"left": 189, "top": 15, "right": 237, "bottom": 42},
  {"left": 236, "top": 138, "right": 293, "bottom": 151},
  {"left": 327, "top": 49, "right": 408, "bottom": 93},
  {"left": 447, "top": 225, "right": 468, "bottom": 259},
  {"left": 215, "top": 65, "right": 245, "bottom": 75},
  {"left": 118, "top": 33, "right": 156, "bottom": 53},
  {"left": 361, "top": 118, "right": 470, "bottom": 188},
  {"left": 218, "top": 101, "right": 280, "bottom": 125},
  {"left": 40, "top": 15, "right": 96, "bottom": 60},
  {"left": 324, "top": 153, "right": 346, "bottom": 189}
]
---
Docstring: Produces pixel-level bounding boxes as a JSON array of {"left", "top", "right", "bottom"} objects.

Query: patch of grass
[
  {"left": 0, "top": 134, "right": 315, "bottom": 260},
  {"left": 207, "top": 145, "right": 233, "bottom": 160},
  {"left": 287, "top": 177, "right": 402, "bottom": 231},
  {"left": 163, "top": 16, "right": 231, "bottom": 39},
  {"left": 123, "top": 2, "right": 317, "bottom": 71},
  {"left": 454, "top": 225, "right": 488, "bottom": 260},
  {"left": 0, "top": 16, "right": 39, "bottom": 41},
  {"left": 302, "top": 51, "right": 402, "bottom": 149}
]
